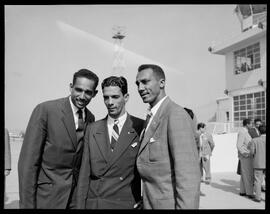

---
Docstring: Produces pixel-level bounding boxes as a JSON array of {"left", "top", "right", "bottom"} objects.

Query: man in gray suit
[
  {"left": 135, "top": 64, "right": 201, "bottom": 209},
  {"left": 18, "top": 69, "right": 99, "bottom": 209}
]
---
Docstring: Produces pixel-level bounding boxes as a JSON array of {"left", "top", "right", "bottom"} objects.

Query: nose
[
  {"left": 79, "top": 92, "right": 86, "bottom": 100},
  {"left": 108, "top": 97, "right": 113, "bottom": 105},
  {"left": 137, "top": 82, "right": 145, "bottom": 92}
]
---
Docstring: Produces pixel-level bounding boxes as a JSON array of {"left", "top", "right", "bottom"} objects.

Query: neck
[{"left": 150, "top": 92, "right": 166, "bottom": 108}]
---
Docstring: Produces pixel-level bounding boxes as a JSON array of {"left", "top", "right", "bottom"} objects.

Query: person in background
[
  {"left": 18, "top": 69, "right": 99, "bottom": 209},
  {"left": 236, "top": 118, "right": 254, "bottom": 199},
  {"left": 248, "top": 118, "right": 262, "bottom": 138},
  {"left": 5, "top": 128, "right": 12, "bottom": 176},
  {"left": 76, "top": 76, "right": 144, "bottom": 209},
  {"left": 135, "top": 64, "right": 200, "bottom": 209},
  {"left": 197, "top": 123, "right": 215, "bottom": 185},
  {"left": 249, "top": 125, "right": 266, "bottom": 202}
]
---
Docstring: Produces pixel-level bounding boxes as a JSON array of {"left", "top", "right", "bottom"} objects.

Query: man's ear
[
  {"left": 124, "top": 93, "right": 129, "bottom": 103},
  {"left": 92, "top": 90, "right": 98, "bottom": 98},
  {"left": 160, "top": 79, "right": 165, "bottom": 89},
  {"left": 69, "top": 83, "right": 73, "bottom": 93}
]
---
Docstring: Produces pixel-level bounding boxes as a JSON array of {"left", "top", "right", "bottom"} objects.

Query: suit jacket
[
  {"left": 237, "top": 127, "right": 252, "bottom": 158},
  {"left": 5, "top": 128, "right": 11, "bottom": 170},
  {"left": 18, "top": 96, "right": 94, "bottom": 209},
  {"left": 76, "top": 114, "right": 144, "bottom": 209},
  {"left": 136, "top": 97, "right": 201, "bottom": 209},
  {"left": 200, "top": 132, "right": 215, "bottom": 157},
  {"left": 248, "top": 127, "right": 260, "bottom": 138},
  {"left": 249, "top": 135, "right": 265, "bottom": 169}
]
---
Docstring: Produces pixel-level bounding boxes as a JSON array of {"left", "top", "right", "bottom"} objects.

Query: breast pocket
[{"left": 149, "top": 138, "right": 165, "bottom": 162}]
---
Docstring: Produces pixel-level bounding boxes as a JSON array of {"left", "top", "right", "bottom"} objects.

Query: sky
[{"left": 5, "top": 4, "right": 241, "bottom": 132}]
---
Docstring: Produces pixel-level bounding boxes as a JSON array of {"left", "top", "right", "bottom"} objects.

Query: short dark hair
[
  {"left": 184, "top": 107, "right": 194, "bottom": 120},
  {"left": 73, "top": 69, "right": 99, "bottom": 89},
  {"left": 243, "top": 118, "right": 252, "bottom": 126},
  {"left": 254, "top": 118, "right": 262, "bottom": 124},
  {"left": 197, "top": 122, "right": 206, "bottom": 130},
  {"left": 258, "top": 125, "right": 266, "bottom": 135},
  {"left": 138, "top": 64, "right": 165, "bottom": 80},
  {"left": 101, "top": 76, "right": 128, "bottom": 95}
]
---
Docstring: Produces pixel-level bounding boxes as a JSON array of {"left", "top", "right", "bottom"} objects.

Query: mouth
[{"left": 140, "top": 93, "right": 149, "bottom": 99}]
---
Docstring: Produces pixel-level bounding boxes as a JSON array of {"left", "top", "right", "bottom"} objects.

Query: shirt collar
[
  {"left": 69, "top": 96, "right": 85, "bottom": 116},
  {"left": 148, "top": 95, "right": 168, "bottom": 116},
  {"left": 107, "top": 112, "right": 127, "bottom": 126}
]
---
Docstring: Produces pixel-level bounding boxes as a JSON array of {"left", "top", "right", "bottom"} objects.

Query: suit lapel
[
  {"left": 60, "top": 97, "right": 77, "bottom": 149},
  {"left": 107, "top": 115, "right": 138, "bottom": 166},
  {"left": 93, "top": 118, "right": 111, "bottom": 163},
  {"left": 138, "top": 97, "right": 171, "bottom": 155}
]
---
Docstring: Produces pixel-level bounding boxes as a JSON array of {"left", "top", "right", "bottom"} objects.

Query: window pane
[
  {"left": 240, "top": 100, "right": 246, "bottom": 105},
  {"left": 234, "top": 96, "right": 239, "bottom": 101},
  {"left": 247, "top": 93, "right": 253, "bottom": 98},
  {"left": 234, "top": 106, "right": 239, "bottom": 111},
  {"left": 240, "top": 95, "right": 246, "bottom": 100},
  {"left": 240, "top": 106, "right": 246, "bottom": 110},
  {"left": 247, "top": 105, "right": 252, "bottom": 110},
  {"left": 254, "top": 92, "right": 261, "bottom": 97},
  {"left": 234, "top": 101, "right": 239, "bottom": 105},
  {"left": 240, "top": 112, "right": 246, "bottom": 116}
]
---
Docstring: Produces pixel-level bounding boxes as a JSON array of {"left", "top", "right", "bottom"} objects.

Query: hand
[{"left": 5, "top": 169, "right": 11, "bottom": 176}]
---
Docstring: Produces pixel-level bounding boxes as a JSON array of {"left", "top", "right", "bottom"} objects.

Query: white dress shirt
[
  {"left": 69, "top": 96, "right": 85, "bottom": 130},
  {"left": 107, "top": 112, "right": 127, "bottom": 143},
  {"left": 145, "top": 95, "right": 168, "bottom": 131}
]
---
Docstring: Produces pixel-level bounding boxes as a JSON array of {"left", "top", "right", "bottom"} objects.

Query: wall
[{"left": 211, "top": 133, "right": 238, "bottom": 172}]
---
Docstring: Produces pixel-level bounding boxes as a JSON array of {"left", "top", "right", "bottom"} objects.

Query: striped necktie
[{"left": 110, "top": 119, "right": 119, "bottom": 151}]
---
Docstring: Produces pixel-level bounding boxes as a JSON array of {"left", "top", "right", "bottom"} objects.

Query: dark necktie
[
  {"left": 110, "top": 120, "right": 119, "bottom": 151},
  {"left": 77, "top": 109, "right": 84, "bottom": 131},
  {"left": 76, "top": 109, "right": 84, "bottom": 143}
]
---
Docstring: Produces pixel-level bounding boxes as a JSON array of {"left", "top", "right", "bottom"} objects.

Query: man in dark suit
[
  {"left": 135, "top": 64, "right": 201, "bottom": 209},
  {"left": 76, "top": 76, "right": 144, "bottom": 209},
  {"left": 18, "top": 69, "right": 99, "bottom": 209}
]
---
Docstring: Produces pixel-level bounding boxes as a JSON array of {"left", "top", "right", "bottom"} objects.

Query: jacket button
[{"left": 119, "top": 177, "right": 123, "bottom": 180}]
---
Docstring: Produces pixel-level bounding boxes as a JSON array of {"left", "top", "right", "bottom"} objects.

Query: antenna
[{"left": 112, "top": 26, "right": 126, "bottom": 76}]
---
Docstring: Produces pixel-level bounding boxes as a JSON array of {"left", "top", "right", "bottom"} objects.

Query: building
[{"left": 209, "top": 4, "right": 267, "bottom": 129}]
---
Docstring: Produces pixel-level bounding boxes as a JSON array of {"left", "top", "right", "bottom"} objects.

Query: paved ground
[{"left": 4, "top": 138, "right": 265, "bottom": 209}]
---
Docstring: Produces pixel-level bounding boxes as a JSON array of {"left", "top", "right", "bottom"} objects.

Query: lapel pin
[
  {"left": 131, "top": 142, "right": 138, "bottom": 147},
  {"left": 150, "top": 138, "right": 155, "bottom": 143}
]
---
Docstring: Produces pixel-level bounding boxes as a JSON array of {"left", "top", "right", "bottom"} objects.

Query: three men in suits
[
  {"left": 135, "top": 64, "right": 201, "bottom": 209},
  {"left": 18, "top": 69, "right": 99, "bottom": 209},
  {"left": 76, "top": 76, "right": 144, "bottom": 209}
]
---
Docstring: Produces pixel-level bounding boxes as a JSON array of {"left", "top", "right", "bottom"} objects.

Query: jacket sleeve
[
  {"left": 207, "top": 133, "right": 215, "bottom": 151},
  {"left": 17, "top": 104, "right": 47, "bottom": 208},
  {"left": 168, "top": 108, "right": 201, "bottom": 209},
  {"left": 236, "top": 130, "right": 250, "bottom": 156},
  {"left": 5, "top": 128, "right": 12, "bottom": 170},
  {"left": 76, "top": 125, "right": 91, "bottom": 209}
]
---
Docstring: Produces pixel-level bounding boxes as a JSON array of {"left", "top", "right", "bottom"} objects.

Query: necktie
[
  {"left": 76, "top": 109, "right": 84, "bottom": 144},
  {"left": 77, "top": 109, "right": 84, "bottom": 131},
  {"left": 110, "top": 120, "right": 119, "bottom": 151}
]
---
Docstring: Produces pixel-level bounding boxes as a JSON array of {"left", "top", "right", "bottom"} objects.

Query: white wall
[{"left": 211, "top": 133, "right": 238, "bottom": 172}]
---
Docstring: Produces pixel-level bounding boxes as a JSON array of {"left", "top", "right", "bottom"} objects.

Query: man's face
[
  {"left": 255, "top": 121, "right": 262, "bottom": 128},
  {"left": 103, "top": 86, "right": 129, "bottom": 119},
  {"left": 70, "top": 77, "right": 97, "bottom": 109},
  {"left": 135, "top": 68, "right": 164, "bottom": 107}
]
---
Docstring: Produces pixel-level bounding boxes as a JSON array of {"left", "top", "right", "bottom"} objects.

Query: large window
[
  {"left": 234, "top": 43, "right": 261, "bottom": 75},
  {"left": 233, "top": 91, "right": 266, "bottom": 127}
]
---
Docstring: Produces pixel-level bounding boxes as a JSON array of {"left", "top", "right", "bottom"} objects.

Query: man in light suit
[
  {"left": 135, "top": 64, "right": 201, "bottom": 209},
  {"left": 5, "top": 128, "right": 11, "bottom": 176},
  {"left": 76, "top": 76, "right": 144, "bottom": 209},
  {"left": 237, "top": 118, "right": 254, "bottom": 198},
  {"left": 18, "top": 69, "right": 99, "bottom": 209}
]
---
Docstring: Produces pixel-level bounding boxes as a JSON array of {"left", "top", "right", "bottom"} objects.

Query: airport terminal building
[{"left": 209, "top": 4, "right": 267, "bottom": 129}]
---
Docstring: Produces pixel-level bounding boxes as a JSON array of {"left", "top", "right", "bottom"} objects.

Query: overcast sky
[{"left": 5, "top": 4, "right": 241, "bottom": 132}]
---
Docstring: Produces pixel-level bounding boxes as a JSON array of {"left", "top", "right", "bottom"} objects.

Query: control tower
[
  {"left": 112, "top": 26, "right": 126, "bottom": 76},
  {"left": 234, "top": 4, "right": 267, "bottom": 32}
]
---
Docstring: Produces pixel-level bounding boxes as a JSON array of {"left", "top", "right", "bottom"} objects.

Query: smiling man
[
  {"left": 18, "top": 69, "right": 99, "bottom": 209},
  {"left": 135, "top": 64, "right": 201, "bottom": 209},
  {"left": 76, "top": 76, "right": 144, "bottom": 209}
]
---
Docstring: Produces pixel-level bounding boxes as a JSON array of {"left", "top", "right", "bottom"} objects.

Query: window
[
  {"left": 234, "top": 43, "right": 260, "bottom": 75},
  {"left": 233, "top": 91, "right": 266, "bottom": 127}
]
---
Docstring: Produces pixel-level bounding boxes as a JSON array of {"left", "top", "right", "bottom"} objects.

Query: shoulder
[
  {"left": 36, "top": 97, "right": 66, "bottom": 109},
  {"left": 129, "top": 115, "right": 144, "bottom": 125}
]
